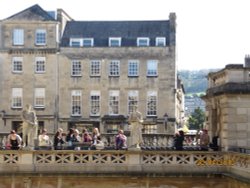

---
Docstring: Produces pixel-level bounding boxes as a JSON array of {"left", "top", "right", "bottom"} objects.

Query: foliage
[
  {"left": 178, "top": 69, "right": 219, "bottom": 94},
  {"left": 188, "top": 107, "right": 205, "bottom": 130}
]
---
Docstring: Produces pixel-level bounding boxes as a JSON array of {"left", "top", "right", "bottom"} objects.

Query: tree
[{"left": 188, "top": 107, "right": 205, "bottom": 130}]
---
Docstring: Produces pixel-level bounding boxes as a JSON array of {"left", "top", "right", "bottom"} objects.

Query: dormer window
[
  {"left": 83, "top": 38, "right": 94, "bottom": 47},
  {"left": 156, "top": 37, "right": 166, "bottom": 46},
  {"left": 70, "top": 38, "right": 81, "bottom": 47},
  {"left": 109, "top": 37, "right": 121, "bottom": 47},
  {"left": 137, "top": 37, "right": 149, "bottom": 47}
]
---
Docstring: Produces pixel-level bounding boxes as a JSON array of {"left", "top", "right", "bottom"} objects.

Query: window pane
[
  {"left": 128, "top": 90, "right": 138, "bottom": 114},
  {"left": 71, "top": 90, "right": 81, "bottom": 116},
  {"left": 71, "top": 60, "right": 81, "bottom": 76},
  {"left": 12, "top": 57, "right": 23, "bottom": 73},
  {"left": 36, "top": 29, "right": 46, "bottom": 45},
  {"left": 147, "top": 91, "right": 157, "bottom": 116},
  {"left": 35, "top": 88, "right": 45, "bottom": 107},
  {"left": 109, "top": 91, "right": 119, "bottom": 115},
  {"left": 13, "top": 29, "right": 24, "bottom": 45},
  {"left": 147, "top": 60, "right": 158, "bottom": 76},
  {"left": 90, "top": 60, "right": 101, "bottom": 76},
  {"left": 128, "top": 60, "right": 139, "bottom": 76},
  {"left": 35, "top": 57, "right": 45, "bottom": 73},
  {"left": 109, "top": 60, "right": 120, "bottom": 76},
  {"left": 90, "top": 91, "right": 100, "bottom": 116},
  {"left": 12, "top": 88, "right": 22, "bottom": 108},
  {"left": 83, "top": 38, "right": 93, "bottom": 47}
]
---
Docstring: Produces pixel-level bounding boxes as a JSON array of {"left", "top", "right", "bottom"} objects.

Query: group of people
[{"left": 173, "top": 129, "right": 210, "bottom": 151}]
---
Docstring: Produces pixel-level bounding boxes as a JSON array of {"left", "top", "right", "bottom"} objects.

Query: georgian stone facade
[
  {"left": 203, "top": 60, "right": 250, "bottom": 151},
  {"left": 0, "top": 4, "right": 180, "bottom": 146}
]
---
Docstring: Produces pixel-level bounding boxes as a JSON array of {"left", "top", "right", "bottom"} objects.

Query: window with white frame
[
  {"left": 147, "top": 91, "right": 157, "bottom": 116},
  {"left": 71, "top": 60, "right": 82, "bottom": 76},
  {"left": 109, "top": 37, "right": 121, "bottom": 47},
  {"left": 109, "top": 60, "right": 120, "bottom": 76},
  {"left": 83, "top": 38, "right": 94, "bottom": 47},
  {"left": 12, "top": 57, "right": 23, "bottom": 73},
  {"left": 12, "top": 88, "right": 22, "bottom": 108},
  {"left": 137, "top": 37, "right": 150, "bottom": 46},
  {"left": 70, "top": 38, "right": 81, "bottom": 47},
  {"left": 156, "top": 37, "right": 166, "bottom": 46},
  {"left": 90, "top": 60, "right": 101, "bottom": 76},
  {"left": 35, "top": 57, "right": 46, "bottom": 73},
  {"left": 109, "top": 90, "right": 119, "bottom": 115},
  {"left": 34, "top": 88, "right": 45, "bottom": 108},
  {"left": 147, "top": 60, "right": 158, "bottom": 76},
  {"left": 35, "top": 29, "right": 46, "bottom": 45},
  {"left": 90, "top": 91, "right": 100, "bottom": 116},
  {"left": 128, "top": 60, "right": 139, "bottom": 76},
  {"left": 128, "top": 90, "right": 138, "bottom": 114},
  {"left": 71, "top": 90, "right": 81, "bottom": 116},
  {"left": 13, "top": 29, "right": 24, "bottom": 45}
]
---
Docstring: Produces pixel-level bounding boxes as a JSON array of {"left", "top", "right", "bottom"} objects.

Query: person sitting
[
  {"left": 7, "top": 130, "right": 22, "bottom": 150},
  {"left": 53, "top": 128, "right": 65, "bottom": 150},
  {"left": 38, "top": 129, "right": 51, "bottom": 150},
  {"left": 115, "top": 129, "right": 127, "bottom": 150}
]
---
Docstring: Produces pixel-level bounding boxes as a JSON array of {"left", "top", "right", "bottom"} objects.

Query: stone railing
[{"left": 0, "top": 150, "right": 249, "bottom": 179}]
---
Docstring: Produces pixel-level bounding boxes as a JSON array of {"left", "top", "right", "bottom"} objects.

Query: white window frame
[
  {"left": 147, "top": 60, "right": 158, "bottom": 76},
  {"left": 35, "top": 29, "right": 46, "bottom": 45},
  {"left": 137, "top": 37, "right": 150, "bottom": 46},
  {"left": 34, "top": 88, "right": 45, "bottom": 108},
  {"left": 147, "top": 91, "right": 157, "bottom": 116},
  {"left": 109, "top": 37, "right": 121, "bottom": 47},
  {"left": 82, "top": 38, "right": 94, "bottom": 47},
  {"left": 109, "top": 60, "right": 120, "bottom": 76},
  {"left": 90, "top": 90, "right": 101, "bottom": 116},
  {"left": 13, "top": 29, "right": 24, "bottom": 45},
  {"left": 109, "top": 90, "right": 119, "bottom": 115},
  {"left": 156, "top": 37, "right": 166, "bottom": 46},
  {"left": 35, "top": 57, "right": 46, "bottom": 73},
  {"left": 128, "top": 90, "right": 139, "bottom": 114},
  {"left": 12, "top": 57, "right": 23, "bottom": 73},
  {"left": 90, "top": 60, "right": 101, "bottom": 76},
  {"left": 128, "top": 60, "right": 139, "bottom": 77},
  {"left": 71, "top": 60, "right": 82, "bottom": 76},
  {"left": 71, "top": 90, "right": 82, "bottom": 116},
  {"left": 70, "top": 38, "right": 82, "bottom": 47},
  {"left": 12, "top": 88, "right": 23, "bottom": 108}
]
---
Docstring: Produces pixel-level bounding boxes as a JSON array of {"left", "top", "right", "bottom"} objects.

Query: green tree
[{"left": 188, "top": 107, "right": 205, "bottom": 130}]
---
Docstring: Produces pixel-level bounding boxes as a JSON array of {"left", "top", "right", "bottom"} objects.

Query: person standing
[
  {"left": 53, "top": 128, "right": 65, "bottom": 150},
  {"left": 174, "top": 130, "right": 184, "bottom": 151},
  {"left": 115, "top": 129, "right": 127, "bottom": 150},
  {"left": 200, "top": 129, "right": 210, "bottom": 151},
  {"left": 38, "top": 129, "right": 51, "bottom": 149}
]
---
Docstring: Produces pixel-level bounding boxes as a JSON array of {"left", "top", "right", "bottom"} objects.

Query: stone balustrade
[{"left": 0, "top": 150, "right": 249, "bottom": 180}]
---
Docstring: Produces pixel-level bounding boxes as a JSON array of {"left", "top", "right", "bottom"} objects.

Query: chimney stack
[{"left": 244, "top": 55, "right": 250, "bottom": 67}]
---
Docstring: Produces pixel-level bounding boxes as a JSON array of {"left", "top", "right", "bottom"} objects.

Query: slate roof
[
  {"left": 4, "top": 4, "right": 55, "bottom": 21},
  {"left": 61, "top": 20, "right": 170, "bottom": 47}
]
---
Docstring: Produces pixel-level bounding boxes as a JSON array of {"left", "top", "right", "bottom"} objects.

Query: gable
[{"left": 3, "top": 4, "right": 55, "bottom": 21}]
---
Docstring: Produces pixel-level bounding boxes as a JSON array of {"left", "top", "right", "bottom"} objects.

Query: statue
[
  {"left": 128, "top": 106, "right": 143, "bottom": 149},
  {"left": 21, "top": 104, "right": 38, "bottom": 149}
]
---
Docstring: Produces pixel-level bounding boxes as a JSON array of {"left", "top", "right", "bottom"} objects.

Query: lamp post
[{"left": 164, "top": 113, "right": 168, "bottom": 131}]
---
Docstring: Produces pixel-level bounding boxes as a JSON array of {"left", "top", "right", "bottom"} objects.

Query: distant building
[
  {"left": 202, "top": 57, "right": 250, "bottom": 151},
  {"left": 0, "top": 4, "right": 182, "bottom": 146},
  {"left": 185, "top": 95, "right": 205, "bottom": 116}
]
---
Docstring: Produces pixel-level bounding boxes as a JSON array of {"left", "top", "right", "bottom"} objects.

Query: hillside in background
[{"left": 178, "top": 69, "right": 219, "bottom": 95}]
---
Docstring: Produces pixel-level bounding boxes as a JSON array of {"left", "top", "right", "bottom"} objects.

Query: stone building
[
  {"left": 202, "top": 57, "right": 250, "bottom": 151},
  {"left": 0, "top": 4, "right": 179, "bottom": 146}
]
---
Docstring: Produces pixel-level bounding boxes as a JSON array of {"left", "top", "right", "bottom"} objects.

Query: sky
[{"left": 1, "top": 0, "right": 250, "bottom": 70}]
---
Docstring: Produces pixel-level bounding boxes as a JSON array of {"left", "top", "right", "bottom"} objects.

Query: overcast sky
[{"left": 1, "top": 0, "right": 250, "bottom": 70}]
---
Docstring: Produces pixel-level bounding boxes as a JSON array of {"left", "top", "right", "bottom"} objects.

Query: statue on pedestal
[
  {"left": 128, "top": 106, "right": 143, "bottom": 149},
  {"left": 21, "top": 104, "right": 38, "bottom": 149}
]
